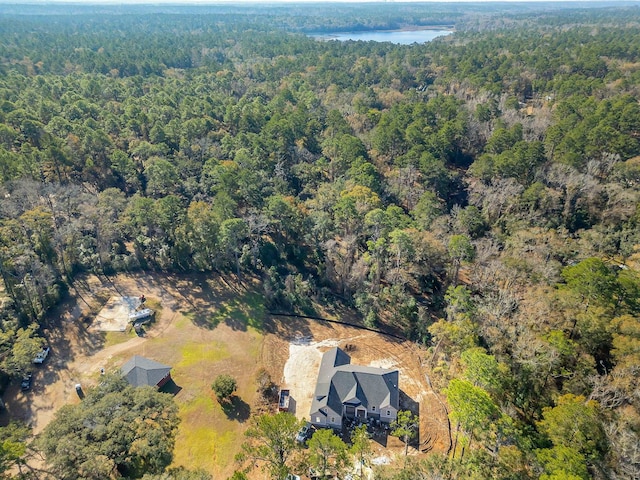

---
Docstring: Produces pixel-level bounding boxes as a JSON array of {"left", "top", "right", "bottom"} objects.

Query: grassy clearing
[
  {"left": 208, "top": 291, "right": 265, "bottom": 330},
  {"left": 177, "top": 342, "right": 229, "bottom": 369},
  {"left": 103, "top": 330, "right": 134, "bottom": 348},
  {"left": 145, "top": 297, "right": 162, "bottom": 315},
  {"left": 181, "top": 289, "right": 266, "bottom": 332},
  {"left": 174, "top": 314, "right": 190, "bottom": 329},
  {"left": 173, "top": 395, "right": 218, "bottom": 469},
  {"left": 87, "top": 277, "right": 265, "bottom": 477},
  {"left": 165, "top": 287, "right": 264, "bottom": 477},
  {"left": 173, "top": 423, "right": 238, "bottom": 472},
  {"left": 171, "top": 357, "right": 256, "bottom": 474}
]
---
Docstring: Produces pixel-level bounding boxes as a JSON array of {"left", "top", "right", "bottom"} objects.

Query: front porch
[{"left": 343, "top": 404, "right": 381, "bottom": 422}]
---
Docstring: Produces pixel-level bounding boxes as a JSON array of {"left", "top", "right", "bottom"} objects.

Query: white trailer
[{"left": 128, "top": 308, "right": 154, "bottom": 322}]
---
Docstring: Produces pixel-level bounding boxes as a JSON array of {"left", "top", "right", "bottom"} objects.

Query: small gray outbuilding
[{"left": 121, "top": 355, "right": 172, "bottom": 389}]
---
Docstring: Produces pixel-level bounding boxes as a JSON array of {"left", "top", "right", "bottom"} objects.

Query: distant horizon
[{"left": 1, "top": 0, "right": 639, "bottom": 4}]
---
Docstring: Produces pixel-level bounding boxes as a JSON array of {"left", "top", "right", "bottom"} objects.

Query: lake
[{"left": 311, "top": 29, "right": 453, "bottom": 45}]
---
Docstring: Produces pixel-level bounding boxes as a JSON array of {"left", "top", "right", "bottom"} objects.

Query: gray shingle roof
[
  {"left": 121, "top": 355, "right": 171, "bottom": 388},
  {"left": 311, "top": 347, "right": 399, "bottom": 416}
]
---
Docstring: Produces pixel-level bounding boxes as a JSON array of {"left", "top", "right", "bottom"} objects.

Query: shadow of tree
[
  {"left": 263, "top": 316, "right": 314, "bottom": 343},
  {"left": 221, "top": 396, "right": 251, "bottom": 423},
  {"left": 43, "top": 286, "right": 109, "bottom": 365},
  {"left": 399, "top": 389, "right": 420, "bottom": 449},
  {"left": 186, "top": 289, "right": 266, "bottom": 332}
]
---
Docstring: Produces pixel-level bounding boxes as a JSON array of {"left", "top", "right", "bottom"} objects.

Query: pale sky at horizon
[{"left": 4, "top": 0, "right": 639, "bottom": 3}]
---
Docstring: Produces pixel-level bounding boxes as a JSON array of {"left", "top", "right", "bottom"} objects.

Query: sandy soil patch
[
  {"left": 283, "top": 338, "right": 340, "bottom": 419},
  {"left": 91, "top": 295, "right": 141, "bottom": 332}
]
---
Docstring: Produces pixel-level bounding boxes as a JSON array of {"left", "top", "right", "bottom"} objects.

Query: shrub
[{"left": 211, "top": 374, "right": 237, "bottom": 403}]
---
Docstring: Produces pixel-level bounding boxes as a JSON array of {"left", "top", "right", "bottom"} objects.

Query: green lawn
[
  {"left": 184, "top": 290, "right": 266, "bottom": 331},
  {"left": 166, "top": 289, "right": 265, "bottom": 476},
  {"left": 103, "top": 330, "right": 134, "bottom": 348}
]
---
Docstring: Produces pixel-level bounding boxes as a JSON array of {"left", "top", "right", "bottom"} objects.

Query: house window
[
  {"left": 315, "top": 417, "right": 321, "bottom": 423},
  {"left": 371, "top": 406, "right": 376, "bottom": 411},
  {"left": 331, "top": 417, "right": 335, "bottom": 423},
  {"left": 386, "top": 410, "right": 391, "bottom": 416}
]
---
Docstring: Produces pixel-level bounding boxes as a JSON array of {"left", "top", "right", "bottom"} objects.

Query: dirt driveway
[
  {"left": 2, "top": 272, "right": 188, "bottom": 434},
  {"left": 5, "top": 272, "right": 270, "bottom": 477}
]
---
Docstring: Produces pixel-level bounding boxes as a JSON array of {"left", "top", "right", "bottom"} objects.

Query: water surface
[{"left": 312, "top": 29, "right": 453, "bottom": 45}]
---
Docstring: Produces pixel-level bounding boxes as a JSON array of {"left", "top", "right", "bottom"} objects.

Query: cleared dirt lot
[
  {"left": 269, "top": 319, "right": 451, "bottom": 457},
  {"left": 1, "top": 272, "right": 450, "bottom": 478}
]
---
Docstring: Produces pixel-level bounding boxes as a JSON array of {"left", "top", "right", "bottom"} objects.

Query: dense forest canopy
[{"left": 0, "top": 2, "right": 639, "bottom": 478}]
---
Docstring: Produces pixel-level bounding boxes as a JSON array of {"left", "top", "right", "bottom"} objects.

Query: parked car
[
  {"left": 75, "top": 383, "right": 85, "bottom": 399},
  {"left": 33, "top": 346, "right": 50, "bottom": 364},
  {"left": 21, "top": 373, "right": 32, "bottom": 391},
  {"left": 296, "top": 422, "right": 313, "bottom": 444}
]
